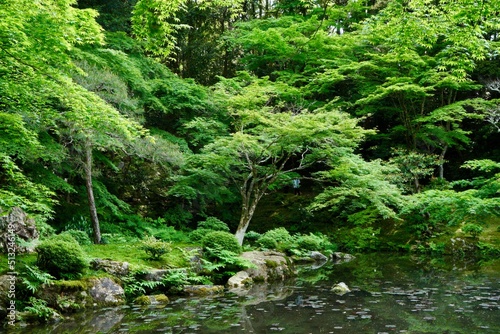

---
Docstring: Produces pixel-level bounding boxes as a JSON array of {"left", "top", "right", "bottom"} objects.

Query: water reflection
[{"left": 4, "top": 255, "right": 499, "bottom": 334}]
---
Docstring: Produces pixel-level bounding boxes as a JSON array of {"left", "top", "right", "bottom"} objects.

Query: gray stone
[
  {"left": 227, "top": 271, "right": 253, "bottom": 288},
  {"left": 88, "top": 278, "right": 125, "bottom": 306},
  {"left": 0, "top": 275, "right": 16, "bottom": 320},
  {"left": 90, "top": 258, "right": 129, "bottom": 276},
  {"left": 309, "top": 251, "right": 328, "bottom": 262},
  {"left": 228, "top": 251, "right": 294, "bottom": 287},
  {"left": 0, "top": 207, "right": 39, "bottom": 254},
  {"left": 331, "top": 252, "right": 356, "bottom": 264},
  {"left": 36, "top": 280, "right": 92, "bottom": 312},
  {"left": 331, "top": 282, "right": 350, "bottom": 295}
]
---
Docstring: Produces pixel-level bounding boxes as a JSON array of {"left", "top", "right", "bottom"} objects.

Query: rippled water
[{"left": 6, "top": 254, "right": 500, "bottom": 333}]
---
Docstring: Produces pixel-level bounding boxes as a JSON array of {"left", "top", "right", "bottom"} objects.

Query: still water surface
[{"left": 9, "top": 254, "right": 500, "bottom": 333}]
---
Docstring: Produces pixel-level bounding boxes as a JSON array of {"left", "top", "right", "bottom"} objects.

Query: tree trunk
[
  {"left": 438, "top": 145, "right": 448, "bottom": 179},
  {"left": 235, "top": 201, "right": 258, "bottom": 246},
  {"left": 83, "top": 141, "right": 101, "bottom": 244}
]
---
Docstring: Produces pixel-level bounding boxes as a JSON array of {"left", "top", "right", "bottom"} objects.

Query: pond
[{"left": 5, "top": 254, "right": 500, "bottom": 333}]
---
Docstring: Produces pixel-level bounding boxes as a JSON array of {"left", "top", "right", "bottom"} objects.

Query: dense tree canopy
[{"left": 1, "top": 0, "right": 498, "bottom": 248}]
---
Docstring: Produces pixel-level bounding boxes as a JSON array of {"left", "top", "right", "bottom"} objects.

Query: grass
[
  {"left": 82, "top": 240, "right": 193, "bottom": 272},
  {"left": 0, "top": 253, "right": 37, "bottom": 275},
  {"left": 0, "top": 238, "right": 195, "bottom": 278}
]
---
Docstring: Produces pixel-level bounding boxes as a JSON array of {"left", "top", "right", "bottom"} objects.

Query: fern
[
  {"left": 24, "top": 297, "right": 56, "bottom": 322},
  {"left": 21, "top": 265, "right": 54, "bottom": 294}
]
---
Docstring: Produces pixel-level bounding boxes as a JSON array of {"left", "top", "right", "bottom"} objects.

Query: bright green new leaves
[
  {"left": 310, "top": 155, "right": 406, "bottom": 226},
  {"left": 0, "top": 153, "right": 56, "bottom": 219},
  {"left": 0, "top": 0, "right": 103, "bottom": 73},
  {"left": 174, "top": 74, "right": 371, "bottom": 244},
  {"left": 132, "top": 0, "right": 189, "bottom": 60},
  {"left": 363, "top": 0, "right": 500, "bottom": 80}
]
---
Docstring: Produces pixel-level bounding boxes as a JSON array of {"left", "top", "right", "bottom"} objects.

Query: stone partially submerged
[
  {"left": 331, "top": 252, "right": 356, "bottom": 264},
  {"left": 227, "top": 251, "right": 294, "bottom": 289},
  {"left": 331, "top": 282, "right": 351, "bottom": 295}
]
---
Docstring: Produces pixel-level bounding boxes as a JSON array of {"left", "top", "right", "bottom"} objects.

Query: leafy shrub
[
  {"left": 146, "top": 226, "right": 190, "bottom": 243},
  {"left": 339, "top": 226, "right": 381, "bottom": 253},
  {"left": 198, "top": 217, "right": 230, "bottom": 232},
  {"left": 64, "top": 215, "right": 93, "bottom": 238},
  {"left": 189, "top": 228, "right": 213, "bottom": 242},
  {"left": 295, "top": 234, "right": 323, "bottom": 251},
  {"left": 122, "top": 269, "right": 164, "bottom": 299},
  {"left": 256, "top": 235, "right": 278, "bottom": 249},
  {"left": 261, "top": 227, "right": 293, "bottom": 244},
  {"left": 36, "top": 235, "right": 88, "bottom": 279},
  {"left": 20, "top": 265, "right": 54, "bottom": 294},
  {"left": 201, "top": 231, "right": 241, "bottom": 255},
  {"left": 36, "top": 221, "right": 56, "bottom": 240},
  {"left": 244, "top": 231, "right": 261, "bottom": 245},
  {"left": 477, "top": 242, "right": 500, "bottom": 257},
  {"left": 140, "top": 236, "right": 171, "bottom": 260},
  {"left": 24, "top": 297, "right": 57, "bottom": 323},
  {"left": 50, "top": 233, "right": 78, "bottom": 244},
  {"left": 60, "top": 229, "right": 92, "bottom": 246},
  {"left": 257, "top": 227, "right": 294, "bottom": 252},
  {"left": 462, "top": 223, "right": 483, "bottom": 239}
]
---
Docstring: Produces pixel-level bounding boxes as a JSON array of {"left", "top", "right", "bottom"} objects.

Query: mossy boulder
[
  {"left": 88, "top": 277, "right": 125, "bottom": 306},
  {"left": 134, "top": 294, "right": 169, "bottom": 305},
  {"left": 36, "top": 280, "right": 92, "bottom": 312},
  {"left": 227, "top": 251, "right": 295, "bottom": 288},
  {"left": 37, "top": 277, "right": 125, "bottom": 311},
  {"left": 183, "top": 285, "right": 224, "bottom": 296}
]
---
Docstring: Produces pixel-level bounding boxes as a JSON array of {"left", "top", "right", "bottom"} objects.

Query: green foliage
[
  {"left": 462, "top": 224, "right": 483, "bottom": 239},
  {"left": 36, "top": 235, "right": 89, "bottom": 279},
  {"left": 337, "top": 226, "right": 381, "bottom": 253},
  {"left": 189, "top": 228, "right": 214, "bottom": 243},
  {"left": 477, "top": 242, "right": 500, "bottom": 258},
  {"left": 60, "top": 230, "right": 92, "bottom": 246},
  {"left": 20, "top": 265, "right": 55, "bottom": 294},
  {"left": 311, "top": 154, "right": 405, "bottom": 225},
  {"left": 24, "top": 297, "right": 57, "bottom": 323},
  {"left": 197, "top": 217, "right": 230, "bottom": 232},
  {"left": 389, "top": 149, "right": 440, "bottom": 194},
  {"left": 162, "top": 205, "right": 193, "bottom": 229},
  {"left": 200, "top": 247, "right": 254, "bottom": 283},
  {"left": 63, "top": 216, "right": 94, "bottom": 239},
  {"left": 295, "top": 233, "right": 330, "bottom": 252},
  {"left": 256, "top": 235, "right": 278, "bottom": 250},
  {"left": 400, "top": 188, "right": 499, "bottom": 236},
  {"left": 140, "top": 236, "right": 172, "bottom": 260},
  {"left": 260, "top": 227, "right": 294, "bottom": 244},
  {"left": 0, "top": 153, "right": 56, "bottom": 220},
  {"left": 145, "top": 225, "right": 190, "bottom": 243},
  {"left": 131, "top": 0, "right": 189, "bottom": 60},
  {"left": 201, "top": 231, "right": 242, "bottom": 256},
  {"left": 257, "top": 227, "right": 294, "bottom": 252},
  {"left": 160, "top": 268, "right": 212, "bottom": 294},
  {"left": 244, "top": 231, "right": 262, "bottom": 245},
  {"left": 122, "top": 270, "right": 164, "bottom": 299}
]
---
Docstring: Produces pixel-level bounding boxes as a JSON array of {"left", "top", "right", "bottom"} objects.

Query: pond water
[{"left": 6, "top": 254, "right": 500, "bottom": 334}]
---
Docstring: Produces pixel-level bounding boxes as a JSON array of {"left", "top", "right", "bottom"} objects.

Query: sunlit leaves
[
  {"left": 132, "top": 0, "right": 189, "bottom": 60},
  {"left": 310, "top": 155, "right": 406, "bottom": 226}
]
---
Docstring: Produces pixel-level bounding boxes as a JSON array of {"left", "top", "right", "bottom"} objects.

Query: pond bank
[{"left": 4, "top": 254, "right": 499, "bottom": 334}]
